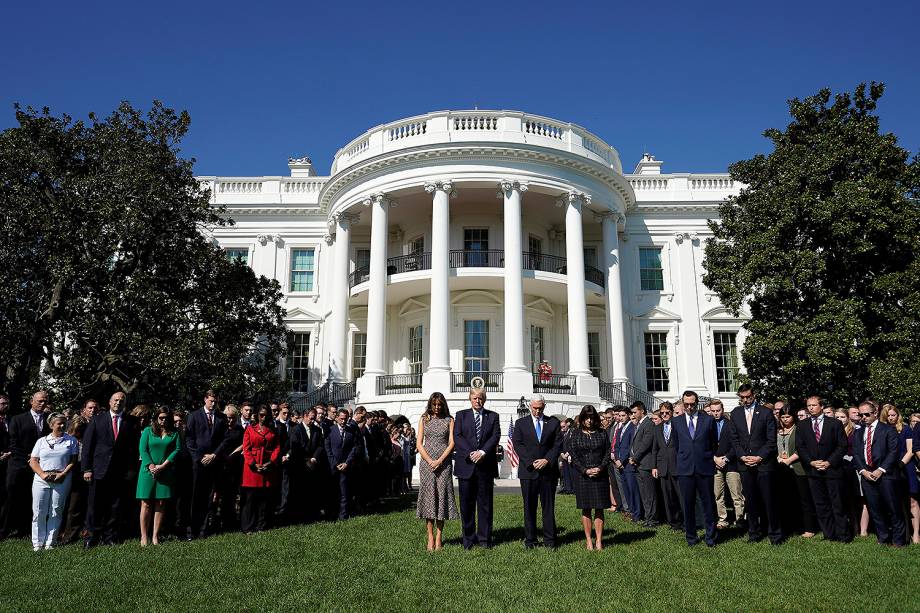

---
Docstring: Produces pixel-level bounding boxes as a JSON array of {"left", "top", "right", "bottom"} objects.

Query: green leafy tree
[
  {"left": 0, "top": 101, "right": 288, "bottom": 411},
  {"left": 703, "top": 83, "right": 920, "bottom": 408}
]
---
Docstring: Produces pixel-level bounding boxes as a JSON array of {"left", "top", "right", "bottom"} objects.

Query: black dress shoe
[
  {"left": 686, "top": 538, "right": 700, "bottom": 546},
  {"left": 747, "top": 535, "right": 764, "bottom": 543},
  {"left": 706, "top": 540, "right": 717, "bottom": 547},
  {"left": 83, "top": 539, "right": 95, "bottom": 549}
]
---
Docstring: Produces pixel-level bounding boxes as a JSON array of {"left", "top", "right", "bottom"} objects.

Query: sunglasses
[
  {"left": 660, "top": 411, "right": 672, "bottom": 415},
  {"left": 859, "top": 412, "right": 873, "bottom": 417},
  {"left": 156, "top": 416, "right": 168, "bottom": 420}
]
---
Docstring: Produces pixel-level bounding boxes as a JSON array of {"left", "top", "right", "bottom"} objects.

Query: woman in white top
[{"left": 29, "top": 413, "right": 79, "bottom": 551}]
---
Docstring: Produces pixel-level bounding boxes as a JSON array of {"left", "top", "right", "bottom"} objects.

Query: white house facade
[{"left": 199, "top": 110, "right": 747, "bottom": 444}]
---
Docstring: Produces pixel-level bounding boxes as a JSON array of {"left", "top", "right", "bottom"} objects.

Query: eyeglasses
[
  {"left": 156, "top": 416, "right": 168, "bottom": 420},
  {"left": 859, "top": 412, "right": 873, "bottom": 417},
  {"left": 660, "top": 411, "right": 672, "bottom": 416}
]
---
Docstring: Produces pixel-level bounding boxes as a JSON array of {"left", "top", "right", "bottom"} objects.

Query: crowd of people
[
  {"left": 1, "top": 383, "right": 918, "bottom": 552},
  {"left": 0, "top": 390, "right": 416, "bottom": 550}
]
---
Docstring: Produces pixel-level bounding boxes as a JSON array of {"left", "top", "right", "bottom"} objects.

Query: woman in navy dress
[{"left": 564, "top": 405, "right": 611, "bottom": 551}]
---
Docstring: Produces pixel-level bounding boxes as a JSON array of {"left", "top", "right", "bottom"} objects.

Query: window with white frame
[
  {"left": 644, "top": 331, "right": 670, "bottom": 393},
  {"left": 289, "top": 248, "right": 315, "bottom": 292},
  {"left": 639, "top": 247, "right": 664, "bottom": 291},
  {"left": 583, "top": 246, "right": 598, "bottom": 268},
  {"left": 224, "top": 247, "right": 249, "bottom": 265},
  {"left": 588, "top": 332, "right": 601, "bottom": 379},
  {"left": 408, "top": 325, "right": 424, "bottom": 374},
  {"left": 352, "top": 333, "right": 367, "bottom": 379},
  {"left": 530, "top": 325, "right": 545, "bottom": 372},
  {"left": 464, "top": 320, "right": 489, "bottom": 374},
  {"left": 714, "top": 332, "right": 740, "bottom": 393},
  {"left": 286, "top": 332, "right": 311, "bottom": 392},
  {"left": 355, "top": 248, "right": 370, "bottom": 273},
  {"left": 407, "top": 236, "right": 424, "bottom": 256}
]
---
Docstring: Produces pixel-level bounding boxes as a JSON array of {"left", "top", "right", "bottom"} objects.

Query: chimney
[
  {"left": 288, "top": 156, "right": 316, "bottom": 177},
  {"left": 633, "top": 153, "right": 663, "bottom": 175}
]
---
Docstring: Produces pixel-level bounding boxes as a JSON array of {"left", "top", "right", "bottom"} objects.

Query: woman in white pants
[{"left": 29, "top": 413, "right": 78, "bottom": 551}]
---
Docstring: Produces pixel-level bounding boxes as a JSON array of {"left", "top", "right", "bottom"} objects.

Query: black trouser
[
  {"left": 560, "top": 461, "right": 574, "bottom": 494},
  {"left": 60, "top": 471, "right": 88, "bottom": 544},
  {"left": 190, "top": 461, "right": 221, "bottom": 537},
  {"left": 331, "top": 469, "right": 351, "bottom": 520},
  {"left": 740, "top": 468, "right": 781, "bottom": 542},
  {"left": 862, "top": 477, "right": 906, "bottom": 545},
  {"left": 1, "top": 462, "right": 32, "bottom": 538},
  {"left": 659, "top": 474, "right": 683, "bottom": 527},
  {"left": 678, "top": 474, "right": 717, "bottom": 544},
  {"left": 216, "top": 462, "right": 241, "bottom": 531},
  {"left": 794, "top": 474, "right": 819, "bottom": 534},
  {"left": 520, "top": 475, "right": 557, "bottom": 547},
  {"left": 607, "top": 464, "right": 621, "bottom": 506},
  {"left": 240, "top": 487, "right": 270, "bottom": 533},
  {"left": 637, "top": 469, "right": 658, "bottom": 522},
  {"left": 808, "top": 475, "right": 850, "bottom": 541},
  {"left": 458, "top": 471, "right": 494, "bottom": 548},
  {"left": 85, "top": 472, "right": 133, "bottom": 543}
]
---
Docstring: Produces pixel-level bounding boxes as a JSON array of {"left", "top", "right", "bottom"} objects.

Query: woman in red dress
[{"left": 241, "top": 406, "right": 281, "bottom": 533}]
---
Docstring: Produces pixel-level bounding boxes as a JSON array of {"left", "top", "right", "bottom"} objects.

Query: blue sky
[{"left": 2, "top": 0, "right": 918, "bottom": 176}]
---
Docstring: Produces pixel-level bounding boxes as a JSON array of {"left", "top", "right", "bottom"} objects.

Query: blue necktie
[
  {"left": 474, "top": 411, "right": 482, "bottom": 443},
  {"left": 664, "top": 423, "right": 671, "bottom": 443},
  {"left": 535, "top": 419, "right": 542, "bottom": 442},
  {"left": 717, "top": 420, "right": 723, "bottom": 440},
  {"left": 688, "top": 415, "right": 695, "bottom": 438}
]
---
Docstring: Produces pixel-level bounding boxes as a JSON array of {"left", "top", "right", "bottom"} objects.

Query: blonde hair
[
  {"left": 881, "top": 404, "right": 903, "bottom": 433},
  {"left": 834, "top": 409, "right": 853, "bottom": 437}
]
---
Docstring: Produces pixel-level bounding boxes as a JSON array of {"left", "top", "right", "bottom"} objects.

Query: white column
[
  {"left": 500, "top": 180, "right": 533, "bottom": 395},
  {"left": 675, "top": 231, "right": 708, "bottom": 392},
  {"left": 602, "top": 213, "right": 629, "bottom": 382},
  {"left": 358, "top": 193, "right": 390, "bottom": 399},
  {"left": 561, "top": 191, "right": 598, "bottom": 397},
  {"left": 422, "top": 180, "right": 453, "bottom": 394},
  {"left": 327, "top": 212, "right": 356, "bottom": 383}
]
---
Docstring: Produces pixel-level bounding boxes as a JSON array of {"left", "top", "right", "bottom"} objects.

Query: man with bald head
[
  {"left": 0, "top": 391, "right": 51, "bottom": 538},
  {"left": 81, "top": 391, "right": 140, "bottom": 546}
]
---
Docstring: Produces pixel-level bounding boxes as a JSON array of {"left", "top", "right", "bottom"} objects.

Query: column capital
[
  {"left": 674, "top": 231, "right": 699, "bottom": 244},
  {"left": 323, "top": 233, "right": 335, "bottom": 246},
  {"left": 556, "top": 190, "right": 591, "bottom": 208},
  {"left": 330, "top": 210, "right": 361, "bottom": 228},
  {"left": 362, "top": 192, "right": 396, "bottom": 208},
  {"left": 497, "top": 179, "right": 528, "bottom": 196},
  {"left": 257, "top": 233, "right": 283, "bottom": 245},
  {"left": 424, "top": 180, "right": 455, "bottom": 197},
  {"left": 593, "top": 211, "right": 626, "bottom": 225}
]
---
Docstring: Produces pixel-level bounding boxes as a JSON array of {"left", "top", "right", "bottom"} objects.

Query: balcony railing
[
  {"left": 376, "top": 373, "right": 423, "bottom": 396},
  {"left": 290, "top": 380, "right": 356, "bottom": 412},
  {"left": 450, "top": 371, "right": 504, "bottom": 392},
  {"left": 598, "top": 380, "right": 713, "bottom": 412},
  {"left": 449, "top": 249, "right": 504, "bottom": 268},
  {"left": 584, "top": 265, "right": 605, "bottom": 288},
  {"left": 388, "top": 252, "right": 431, "bottom": 275},
  {"left": 533, "top": 374, "right": 576, "bottom": 394},
  {"left": 349, "top": 267, "right": 370, "bottom": 288},
  {"left": 523, "top": 251, "right": 567, "bottom": 274}
]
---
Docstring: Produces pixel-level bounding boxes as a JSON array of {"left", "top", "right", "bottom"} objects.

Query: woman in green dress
[{"left": 136, "top": 407, "right": 181, "bottom": 545}]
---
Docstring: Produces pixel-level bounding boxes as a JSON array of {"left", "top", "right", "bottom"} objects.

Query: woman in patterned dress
[
  {"left": 565, "top": 405, "right": 612, "bottom": 550},
  {"left": 416, "top": 392, "right": 459, "bottom": 551}
]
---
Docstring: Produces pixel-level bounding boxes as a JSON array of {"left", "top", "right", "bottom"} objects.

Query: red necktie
[
  {"left": 112, "top": 415, "right": 119, "bottom": 439},
  {"left": 865, "top": 425, "right": 873, "bottom": 468},
  {"left": 813, "top": 418, "right": 821, "bottom": 443},
  {"left": 612, "top": 425, "right": 620, "bottom": 451},
  {"left": 207, "top": 412, "right": 214, "bottom": 428}
]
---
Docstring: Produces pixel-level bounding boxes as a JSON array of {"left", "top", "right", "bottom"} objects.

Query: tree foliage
[
  {"left": 703, "top": 83, "right": 920, "bottom": 407},
  {"left": 0, "top": 101, "right": 288, "bottom": 411}
]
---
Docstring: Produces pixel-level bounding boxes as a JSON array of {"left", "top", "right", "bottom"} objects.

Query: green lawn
[{"left": 0, "top": 493, "right": 916, "bottom": 612}]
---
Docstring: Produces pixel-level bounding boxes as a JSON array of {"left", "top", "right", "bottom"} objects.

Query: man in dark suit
[
  {"left": 325, "top": 407, "right": 359, "bottom": 520},
  {"left": 273, "top": 402, "right": 292, "bottom": 523},
  {"left": 0, "top": 390, "right": 50, "bottom": 538},
  {"left": 629, "top": 401, "right": 658, "bottom": 527},
  {"left": 81, "top": 391, "right": 140, "bottom": 546},
  {"left": 671, "top": 390, "right": 719, "bottom": 546},
  {"left": 185, "top": 390, "right": 229, "bottom": 538},
  {"left": 712, "top": 400, "right": 744, "bottom": 530},
  {"left": 652, "top": 402, "right": 682, "bottom": 530},
  {"left": 0, "top": 394, "right": 9, "bottom": 528},
  {"left": 729, "top": 385, "right": 781, "bottom": 543},
  {"left": 453, "top": 388, "right": 500, "bottom": 549},
  {"left": 853, "top": 400, "right": 906, "bottom": 546},
  {"left": 796, "top": 395, "right": 850, "bottom": 542},
  {"left": 512, "top": 394, "right": 563, "bottom": 548},
  {"left": 288, "top": 407, "right": 326, "bottom": 523},
  {"left": 614, "top": 407, "right": 640, "bottom": 521}
]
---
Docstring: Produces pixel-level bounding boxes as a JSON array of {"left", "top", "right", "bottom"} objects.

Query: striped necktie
[{"left": 474, "top": 411, "right": 482, "bottom": 442}]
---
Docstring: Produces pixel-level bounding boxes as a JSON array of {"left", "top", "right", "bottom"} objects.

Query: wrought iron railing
[
  {"left": 376, "top": 373, "right": 423, "bottom": 396},
  {"left": 532, "top": 373, "right": 576, "bottom": 394},
  {"left": 449, "top": 249, "right": 504, "bottom": 268},
  {"left": 388, "top": 252, "right": 431, "bottom": 275},
  {"left": 598, "top": 380, "right": 713, "bottom": 412},
  {"left": 584, "top": 265, "right": 605, "bottom": 288},
  {"left": 291, "top": 380, "right": 357, "bottom": 411},
  {"left": 522, "top": 251, "right": 567, "bottom": 274},
  {"left": 348, "top": 267, "right": 370, "bottom": 288},
  {"left": 450, "top": 371, "right": 503, "bottom": 392}
]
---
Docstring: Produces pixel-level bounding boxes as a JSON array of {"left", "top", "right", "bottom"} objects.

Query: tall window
[
  {"left": 355, "top": 248, "right": 370, "bottom": 273},
  {"left": 714, "top": 332, "right": 740, "bottom": 393},
  {"left": 290, "top": 248, "right": 315, "bottom": 292},
  {"left": 530, "top": 325, "right": 545, "bottom": 372},
  {"left": 644, "top": 332, "right": 670, "bottom": 393},
  {"left": 224, "top": 247, "right": 249, "bottom": 265},
  {"left": 463, "top": 228, "right": 489, "bottom": 266},
  {"left": 588, "top": 332, "right": 601, "bottom": 379},
  {"left": 286, "top": 332, "right": 311, "bottom": 392},
  {"left": 464, "top": 320, "right": 489, "bottom": 374},
  {"left": 408, "top": 325, "right": 424, "bottom": 374},
  {"left": 407, "top": 236, "right": 424, "bottom": 256},
  {"left": 583, "top": 246, "right": 598, "bottom": 268},
  {"left": 528, "top": 235, "right": 542, "bottom": 254},
  {"left": 639, "top": 247, "right": 664, "bottom": 291},
  {"left": 527, "top": 236, "right": 543, "bottom": 270},
  {"left": 352, "top": 333, "right": 367, "bottom": 379}
]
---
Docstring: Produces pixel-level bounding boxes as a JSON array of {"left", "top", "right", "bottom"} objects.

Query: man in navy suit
[
  {"left": 614, "top": 405, "right": 640, "bottom": 521},
  {"left": 453, "top": 388, "right": 500, "bottom": 549},
  {"left": 81, "top": 391, "right": 140, "bottom": 546},
  {"left": 512, "top": 394, "right": 563, "bottom": 549},
  {"left": 185, "top": 390, "right": 229, "bottom": 538},
  {"left": 853, "top": 400, "right": 906, "bottom": 546},
  {"left": 729, "top": 384, "right": 781, "bottom": 544},
  {"left": 796, "top": 395, "right": 850, "bottom": 542},
  {"left": 324, "top": 407, "right": 358, "bottom": 520},
  {"left": 671, "top": 390, "right": 719, "bottom": 546},
  {"left": 0, "top": 390, "right": 50, "bottom": 538}
]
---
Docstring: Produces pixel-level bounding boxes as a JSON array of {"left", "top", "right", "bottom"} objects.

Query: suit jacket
[
  {"left": 452, "top": 408, "right": 500, "bottom": 479},
  {"left": 728, "top": 404, "right": 777, "bottom": 472},
  {"left": 288, "top": 422, "right": 326, "bottom": 470},
  {"left": 7, "top": 411, "right": 50, "bottom": 468},
  {"left": 795, "top": 416, "right": 848, "bottom": 478},
  {"left": 80, "top": 412, "right": 140, "bottom": 480},
  {"left": 714, "top": 417, "right": 739, "bottom": 472},
  {"left": 185, "top": 409, "right": 230, "bottom": 463},
  {"left": 671, "top": 411, "right": 718, "bottom": 477},
  {"left": 630, "top": 417, "right": 656, "bottom": 471},
  {"left": 852, "top": 422, "right": 900, "bottom": 477},
  {"left": 274, "top": 420, "right": 291, "bottom": 456},
  {"left": 512, "top": 415, "right": 562, "bottom": 480},
  {"left": 324, "top": 423, "right": 358, "bottom": 472},
  {"left": 652, "top": 421, "right": 678, "bottom": 477},
  {"left": 613, "top": 421, "right": 636, "bottom": 467}
]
